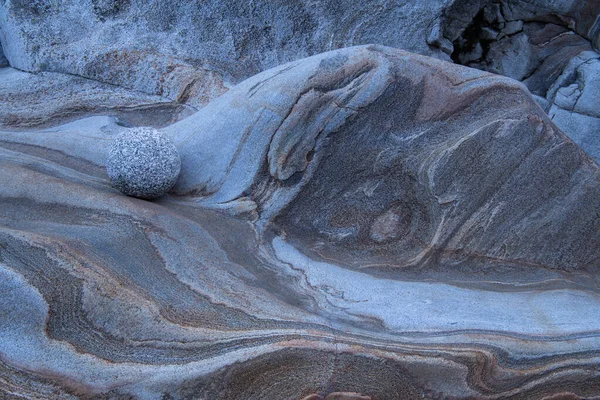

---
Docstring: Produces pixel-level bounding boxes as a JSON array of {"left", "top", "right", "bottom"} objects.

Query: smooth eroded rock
[{"left": 1, "top": 46, "right": 600, "bottom": 399}]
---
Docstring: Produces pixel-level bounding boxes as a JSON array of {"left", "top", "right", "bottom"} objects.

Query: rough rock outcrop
[
  {"left": 1, "top": 0, "right": 598, "bottom": 162},
  {"left": 436, "top": 0, "right": 600, "bottom": 161},
  {"left": 1, "top": 45, "right": 600, "bottom": 399},
  {"left": 0, "top": 0, "right": 452, "bottom": 107}
]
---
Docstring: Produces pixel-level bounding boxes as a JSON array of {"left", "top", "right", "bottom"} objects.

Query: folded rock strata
[
  {"left": 1, "top": 45, "right": 599, "bottom": 399},
  {"left": 1, "top": 0, "right": 598, "bottom": 162},
  {"left": 0, "top": 67, "right": 191, "bottom": 129}
]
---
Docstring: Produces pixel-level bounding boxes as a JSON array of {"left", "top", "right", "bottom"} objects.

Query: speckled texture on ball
[{"left": 106, "top": 127, "right": 181, "bottom": 199}]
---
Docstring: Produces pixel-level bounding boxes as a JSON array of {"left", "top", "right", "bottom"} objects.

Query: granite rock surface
[
  {"left": 1, "top": 45, "right": 600, "bottom": 399},
  {"left": 106, "top": 127, "right": 181, "bottom": 199}
]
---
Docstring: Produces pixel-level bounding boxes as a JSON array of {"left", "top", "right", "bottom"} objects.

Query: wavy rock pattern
[
  {"left": 0, "top": 68, "right": 191, "bottom": 129},
  {"left": 2, "top": 0, "right": 598, "bottom": 164},
  {"left": 1, "top": 45, "right": 600, "bottom": 399}
]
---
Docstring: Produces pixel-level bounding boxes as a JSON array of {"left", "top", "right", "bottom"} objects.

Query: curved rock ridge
[
  {"left": 1, "top": 0, "right": 598, "bottom": 161},
  {"left": 1, "top": 46, "right": 600, "bottom": 399},
  {"left": 163, "top": 45, "right": 600, "bottom": 280}
]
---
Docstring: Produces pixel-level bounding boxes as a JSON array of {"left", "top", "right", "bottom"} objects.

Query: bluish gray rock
[
  {"left": 3, "top": 45, "right": 600, "bottom": 399},
  {"left": 0, "top": 43, "right": 8, "bottom": 67},
  {"left": 106, "top": 127, "right": 181, "bottom": 199},
  {"left": 0, "top": 67, "right": 188, "bottom": 129}
]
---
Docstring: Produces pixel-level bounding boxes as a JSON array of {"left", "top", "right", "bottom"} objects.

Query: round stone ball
[{"left": 106, "top": 127, "right": 181, "bottom": 199}]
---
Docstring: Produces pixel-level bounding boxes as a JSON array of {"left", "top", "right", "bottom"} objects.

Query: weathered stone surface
[
  {"left": 442, "top": 0, "right": 600, "bottom": 164},
  {"left": 549, "top": 107, "right": 600, "bottom": 162},
  {"left": 1, "top": 0, "right": 598, "bottom": 158},
  {"left": 106, "top": 127, "right": 181, "bottom": 199},
  {"left": 1, "top": 45, "right": 600, "bottom": 399},
  {"left": 0, "top": 0, "right": 453, "bottom": 105},
  {"left": 544, "top": 51, "right": 600, "bottom": 162},
  {"left": 166, "top": 45, "right": 600, "bottom": 278},
  {"left": 0, "top": 67, "right": 192, "bottom": 129}
]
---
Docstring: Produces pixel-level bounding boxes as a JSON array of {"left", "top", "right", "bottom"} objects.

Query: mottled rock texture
[
  {"left": 107, "top": 127, "right": 181, "bottom": 199},
  {"left": 1, "top": 45, "right": 600, "bottom": 399}
]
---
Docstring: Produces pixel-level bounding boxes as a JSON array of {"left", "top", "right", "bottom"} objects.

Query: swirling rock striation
[
  {"left": 1, "top": 46, "right": 600, "bottom": 399},
  {"left": 0, "top": 67, "right": 191, "bottom": 129},
  {"left": 1, "top": 0, "right": 598, "bottom": 161}
]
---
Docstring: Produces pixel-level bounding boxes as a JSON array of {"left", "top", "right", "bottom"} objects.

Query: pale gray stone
[
  {"left": 550, "top": 106, "right": 600, "bottom": 162},
  {"left": 554, "top": 83, "right": 581, "bottom": 110},
  {"left": 106, "top": 127, "right": 181, "bottom": 199},
  {"left": 572, "top": 57, "right": 600, "bottom": 117}
]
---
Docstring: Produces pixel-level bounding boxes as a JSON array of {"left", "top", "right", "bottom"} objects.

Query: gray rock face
[
  {"left": 0, "top": 0, "right": 452, "bottom": 105},
  {"left": 7, "top": 0, "right": 595, "bottom": 153},
  {"left": 2, "top": 45, "right": 600, "bottom": 399},
  {"left": 106, "top": 127, "right": 181, "bottom": 199},
  {"left": 438, "top": 0, "right": 600, "bottom": 163},
  {"left": 166, "top": 44, "right": 600, "bottom": 277},
  {"left": 0, "top": 67, "right": 190, "bottom": 129},
  {"left": 2, "top": 0, "right": 600, "bottom": 397},
  {"left": 1, "top": 0, "right": 598, "bottom": 162},
  {"left": 546, "top": 51, "right": 600, "bottom": 162}
]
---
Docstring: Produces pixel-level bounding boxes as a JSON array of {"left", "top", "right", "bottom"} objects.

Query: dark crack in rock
[
  {"left": 0, "top": 42, "right": 8, "bottom": 68},
  {"left": 438, "top": 0, "right": 600, "bottom": 163}
]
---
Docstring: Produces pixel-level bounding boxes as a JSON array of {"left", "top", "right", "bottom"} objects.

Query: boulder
[{"left": 106, "top": 127, "right": 181, "bottom": 199}]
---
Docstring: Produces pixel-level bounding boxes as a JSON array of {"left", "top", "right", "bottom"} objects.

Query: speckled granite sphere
[{"left": 106, "top": 127, "right": 181, "bottom": 199}]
